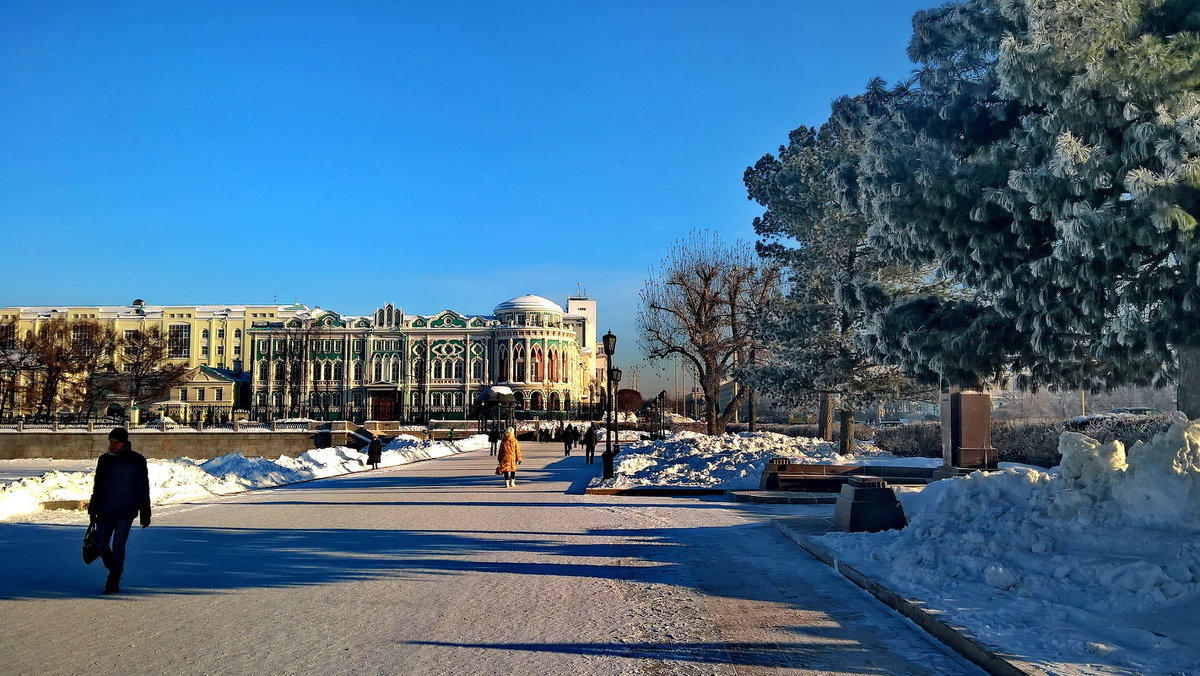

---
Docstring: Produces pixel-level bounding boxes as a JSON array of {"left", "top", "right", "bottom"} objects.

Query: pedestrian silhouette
[{"left": 88, "top": 428, "right": 151, "bottom": 595}]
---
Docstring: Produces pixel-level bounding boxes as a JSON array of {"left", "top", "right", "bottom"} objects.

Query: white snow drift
[
  {"left": 0, "top": 434, "right": 488, "bottom": 521},
  {"left": 817, "top": 413, "right": 1200, "bottom": 674},
  {"left": 593, "top": 430, "right": 941, "bottom": 490}
]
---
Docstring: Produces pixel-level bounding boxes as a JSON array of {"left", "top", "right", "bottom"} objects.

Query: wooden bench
[{"left": 761, "top": 461, "right": 936, "bottom": 492}]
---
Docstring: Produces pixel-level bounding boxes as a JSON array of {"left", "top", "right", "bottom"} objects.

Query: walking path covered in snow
[{"left": 0, "top": 442, "right": 978, "bottom": 675}]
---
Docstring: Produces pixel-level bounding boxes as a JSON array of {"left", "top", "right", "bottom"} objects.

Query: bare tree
[
  {"left": 0, "top": 318, "right": 36, "bottom": 418},
  {"left": 117, "top": 328, "right": 190, "bottom": 409},
  {"left": 75, "top": 324, "right": 119, "bottom": 416},
  {"left": 638, "top": 231, "right": 782, "bottom": 435},
  {"left": 23, "top": 318, "right": 117, "bottom": 418},
  {"left": 266, "top": 318, "right": 321, "bottom": 419}
]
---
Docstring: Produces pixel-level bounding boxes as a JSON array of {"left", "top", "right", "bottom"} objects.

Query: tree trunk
[
  {"left": 818, "top": 394, "right": 834, "bottom": 440},
  {"left": 1179, "top": 345, "right": 1200, "bottom": 420},
  {"left": 838, "top": 409, "right": 855, "bottom": 456}
]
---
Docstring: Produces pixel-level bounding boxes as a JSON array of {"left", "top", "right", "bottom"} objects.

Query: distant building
[
  {"left": 247, "top": 294, "right": 599, "bottom": 422},
  {"left": 0, "top": 294, "right": 602, "bottom": 423},
  {"left": 0, "top": 300, "right": 306, "bottom": 420}
]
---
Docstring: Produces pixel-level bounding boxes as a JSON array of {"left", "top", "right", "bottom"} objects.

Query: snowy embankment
[
  {"left": 816, "top": 413, "right": 1200, "bottom": 675},
  {"left": 592, "top": 430, "right": 941, "bottom": 490},
  {"left": 0, "top": 434, "right": 488, "bottom": 521}
]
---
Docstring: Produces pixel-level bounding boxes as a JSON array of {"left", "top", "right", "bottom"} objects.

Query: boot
[{"left": 103, "top": 576, "right": 119, "bottom": 595}]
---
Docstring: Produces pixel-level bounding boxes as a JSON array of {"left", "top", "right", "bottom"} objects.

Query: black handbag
[{"left": 82, "top": 518, "right": 100, "bottom": 565}]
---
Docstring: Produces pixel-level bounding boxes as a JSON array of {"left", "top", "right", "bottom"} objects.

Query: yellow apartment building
[{"left": 0, "top": 299, "right": 309, "bottom": 419}]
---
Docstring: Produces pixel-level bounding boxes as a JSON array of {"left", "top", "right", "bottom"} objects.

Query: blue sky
[{"left": 0, "top": 0, "right": 938, "bottom": 392}]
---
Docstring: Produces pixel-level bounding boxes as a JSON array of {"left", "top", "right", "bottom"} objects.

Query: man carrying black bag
[{"left": 88, "top": 428, "right": 151, "bottom": 595}]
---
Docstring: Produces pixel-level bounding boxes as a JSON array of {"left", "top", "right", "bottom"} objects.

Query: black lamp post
[
  {"left": 604, "top": 366, "right": 621, "bottom": 479},
  {"left": 601, "top": 330, "right": 617, "bottom": 479},
  {"left": 656, "top": 389, "right": 666, "bottom": 439}
]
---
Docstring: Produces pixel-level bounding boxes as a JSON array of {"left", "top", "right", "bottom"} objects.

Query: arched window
[
  {"left": 472, "top": 359, "right": 483, "bottom": 380},
  {"left": 256, "top": 392, "right": 267, "bottom": 407},
  {"left": 530, "top": 391, "right": 544, "bottom": 411},
  {"left": 374, "top": 361, "right": 382, "bottom": 382},
  {"left": 323, "top": 362, "right": 333, "bottom": 380},
  {"left": 513, "top": 391, "right": 525, "bottom": 410},
  {"left": 412, "top": 359, "right": 424, "bottom": 379},
  {"left": 431, "top": 392, "right": 443, "bottom": 407},
  {"left": 354, "top": 362, "right": 363, "bottom": 381},
  {"left": 549, "top": 392, "right": 561, "bottom": 411},
  {"left": 392, "top": 361, "right": 400, "bottom": 381},
  {"left": 234, "top": 329, "right": 241, "bottom": 338},
  {"left": 530, "top": 345, "right": 543, "bottom": 382},
  {"left": 548, "top": 348, "right": 558, "bottom": 382},
  {"left": 259, "top": 362, "right": 269, "bottom": 381},
  {"left": 432, "top": 360, "right": 443, "bottom": 379},
  {"left": 514, "top": 343, "right": 526, "bottom": 382},
  {"left": 334, "top": 362, "right": 343, "bottom": 381},
  {"left": 453, "top": 359, "right": 464, "bottom": 379},
  {"left": 454, "top": 392, "right": 464, "bottom": 407},
  {"left": 497, "top": 345, "right": 509, "bottom": 381},
  {"left": 201, "top": 329, "right": 209, "bottom": 339}
]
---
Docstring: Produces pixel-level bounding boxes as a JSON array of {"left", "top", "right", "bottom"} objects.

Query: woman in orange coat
[{"left": 496, "top": 427, "right": 523, "bottom": 487}]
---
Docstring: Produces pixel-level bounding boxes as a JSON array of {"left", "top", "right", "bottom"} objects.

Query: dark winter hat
[{"left": 108, "top": 427, "right": 129, "bottom": 443}]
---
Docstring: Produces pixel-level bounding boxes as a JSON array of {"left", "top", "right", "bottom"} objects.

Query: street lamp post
[
  {"left": 601, "top": 330, "right": 617, "bottom": 480},
  {"left": 604, "top": 366, "right": 622, "bottom": 479}
]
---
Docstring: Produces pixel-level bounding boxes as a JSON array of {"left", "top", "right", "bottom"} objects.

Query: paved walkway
[{"left": 0, "top": 442, "right": 980, "bottom": 675}]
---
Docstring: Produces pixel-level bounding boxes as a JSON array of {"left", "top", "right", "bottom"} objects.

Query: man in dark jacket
[
  {"left": 583, "top": 424, "right": 599, "bottom": 464},
  {"left": 366, "top": 433, "right": 382, "bottom": 469},
  {"left": 88, "top": 428, "right": 151, "bottom": 595}
]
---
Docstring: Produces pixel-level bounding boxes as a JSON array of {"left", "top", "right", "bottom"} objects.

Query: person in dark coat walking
[
  {"left": 88, "top": 428, "right": 151, "bottom": 595},
  {"left": 583, "top": 424, "right": 599, "bottom": 464},
  {"left": 488, "top": 427, "right": 500, "bottom": 456},
  {"left": 562, "top": 423, "right": 574, "bottom": 456},
  {"left": 366, "top": 433, "right": 382, "bottom": 469}
]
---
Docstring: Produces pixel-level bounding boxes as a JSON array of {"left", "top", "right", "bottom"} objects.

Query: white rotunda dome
[{"left": 493, "top": 295, "right": 564, "bottom": 315}]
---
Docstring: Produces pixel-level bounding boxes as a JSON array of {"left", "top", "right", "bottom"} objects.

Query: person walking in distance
[
  {"left": 583, "top": 423, "right": 599, "bottom": 464},
  {"left": 88, "top": 428, "right": 151, "bottom": 595},
  {"left": 366, "top": 433, "right": 382, "bottom": 470},
  {"left": 496, "top": 427, "right": 523, "bottom": 487},
  {"left": 562, "top": 423, "right": 573, "bottom": 456},
  {"left": 488, "top": 427, "right": 500, "bottom": 456}
]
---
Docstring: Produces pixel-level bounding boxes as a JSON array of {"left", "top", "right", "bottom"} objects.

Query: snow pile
[
  {"left": 594, "top": 431, "right": 940, "bottom": 490},
  {"left": 816, "top": 413, "right": 1200, "bottom": 673},
  {"left": 0, "top": 434, "right": 488, "bottom": 521}
]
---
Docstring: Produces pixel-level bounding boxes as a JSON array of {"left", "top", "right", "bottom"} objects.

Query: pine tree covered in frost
[
  {"left": 743, "top": 91, "right": 936, "bottom": 451},
  {"left": 847, "top": 0, "right": 1199, "bottom": 411}
]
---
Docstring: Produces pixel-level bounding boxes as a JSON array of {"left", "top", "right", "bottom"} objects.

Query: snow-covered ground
[
  {"left": 816, "top": 414, "right": 1200, "bottom": 675},
  {"left": 0, "top": 434, "right": 488, "bottom": 521},
  {"left": 592, "top": 431, "right": 941, "bottom": 490}
]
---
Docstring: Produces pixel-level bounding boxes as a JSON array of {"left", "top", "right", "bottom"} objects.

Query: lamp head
[
  {"left": 602, "top": 330, "right": 616, "bottom": 357},
  {"left": 612, "top": 367, "right": 622, "bottom": 385}
]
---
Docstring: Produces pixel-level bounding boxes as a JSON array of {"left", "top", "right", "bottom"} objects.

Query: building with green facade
[{"left": 248, "top": 294, "right": 602, "bottom": 422}]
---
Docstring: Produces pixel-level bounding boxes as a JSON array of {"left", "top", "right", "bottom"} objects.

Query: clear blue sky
[{"left": 0, "top": 0, "right": 938, "bottom": 392}]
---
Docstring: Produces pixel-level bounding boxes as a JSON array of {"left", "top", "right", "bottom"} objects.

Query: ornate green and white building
[{"left": 247, "top": 294, "right": 602, "bottom": 422}]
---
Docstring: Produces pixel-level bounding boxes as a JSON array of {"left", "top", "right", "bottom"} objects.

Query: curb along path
[{"left": 772, "top": 518, "right": 1044, "bottom": 676}]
